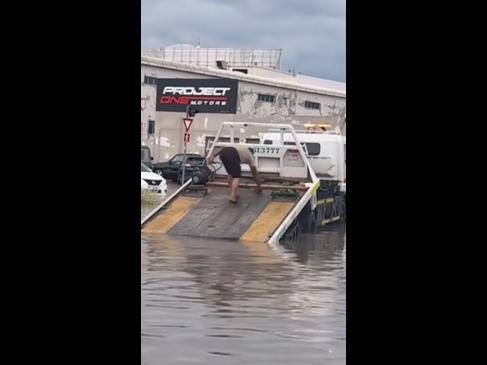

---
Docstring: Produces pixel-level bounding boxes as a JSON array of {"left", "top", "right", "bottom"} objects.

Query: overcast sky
[{"left": 141, "top": 0, "right": 345, "bottom": 82}]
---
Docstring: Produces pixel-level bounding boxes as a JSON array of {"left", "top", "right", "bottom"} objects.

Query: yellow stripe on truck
[
  {"left": 240, "top": 201, "right": 295, "bottom": 243},
  {"left": 310, "top": 181, "right": 320, "bottom": 194},
  {"left": 142, "top": 196, "right": 202, "bottom": 234}
]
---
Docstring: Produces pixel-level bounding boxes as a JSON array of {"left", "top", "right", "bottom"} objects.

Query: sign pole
[
  {"left": 182, "top": 131, "right": 187, "bottom": 185},
  {"left": 181, "top": 105, "right": 192, "bottom": 185}
]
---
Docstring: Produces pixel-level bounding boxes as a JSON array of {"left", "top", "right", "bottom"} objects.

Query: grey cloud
[{"left": 142, "top": 0, "right": 345, "bottom": 82}]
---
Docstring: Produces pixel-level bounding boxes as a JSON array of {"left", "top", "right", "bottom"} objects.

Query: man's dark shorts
[{"left": 219, "top": 147, "right": 241, "bottom": 178}]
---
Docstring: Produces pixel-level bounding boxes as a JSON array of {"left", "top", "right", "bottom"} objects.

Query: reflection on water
[{"left": 141, "top": 227, "right": 346, "bottom": 365}]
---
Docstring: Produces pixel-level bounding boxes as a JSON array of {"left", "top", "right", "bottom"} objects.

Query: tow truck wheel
[
  {"left": 283, "top": 220, "right": 301, "bottom": 247},
  {"left": 306, "top": 212, "right": 317, "bottom": 233}
]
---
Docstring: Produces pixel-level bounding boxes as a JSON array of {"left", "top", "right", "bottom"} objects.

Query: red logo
[{"left": 160, "top": 96, "right": 191, "bottom": 105}]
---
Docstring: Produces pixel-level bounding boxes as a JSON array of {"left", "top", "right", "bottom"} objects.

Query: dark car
[{"left": 152, "top": 153, "right": 205, "bottom": 182}]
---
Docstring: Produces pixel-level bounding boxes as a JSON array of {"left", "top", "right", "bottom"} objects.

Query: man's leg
[
  {"left": 250, "top": 165, "right": 262, "bottom": 193},
  {"left": 230, "top": 177, "right": 240, "bottom": 201},
  {"left": 228, "top": 175, "right": 233, "bottom": 199}
]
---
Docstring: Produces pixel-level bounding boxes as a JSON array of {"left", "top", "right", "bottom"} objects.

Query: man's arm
[{"left": 245, "top": 150, "right": 262, "bottom": 190}]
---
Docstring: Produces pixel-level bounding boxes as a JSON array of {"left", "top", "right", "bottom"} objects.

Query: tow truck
[{"left": 141, "top": 122, "right": 345, "bottom": 246}]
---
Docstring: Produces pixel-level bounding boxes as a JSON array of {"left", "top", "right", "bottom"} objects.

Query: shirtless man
[{"left": 208, "top": 144, "right": 262, "bottom": 203}]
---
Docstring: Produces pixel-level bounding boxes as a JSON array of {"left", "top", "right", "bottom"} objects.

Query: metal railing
[{"left": 141, "top": 47, "right": 282, "bottom": 69}]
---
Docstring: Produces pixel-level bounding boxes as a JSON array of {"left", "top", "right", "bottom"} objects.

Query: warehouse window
[
  {"left": 305, "top": 101, "right": 321, "bottom": 110},
  {"left": 245, "top": 138, "right": 260, "bottom": 144},
  {"left": 233, "top": 68, "right": 248, "bottom": 74},
  {"left": 258, "top": 94, "right": 275, "bottom": 103},
  {"left": 144, "top": 76, "right": 158, "bottom": 85},
  {"left": 147, "top": 120, "right": 155, "bottom": 135}
]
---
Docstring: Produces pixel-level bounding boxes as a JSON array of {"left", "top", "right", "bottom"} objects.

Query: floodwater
[{"left": 141, "top": 224, "right": 346, "bottom": 364}]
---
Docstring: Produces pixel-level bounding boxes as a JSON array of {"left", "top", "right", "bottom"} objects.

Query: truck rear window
[
  {"left": 304, "top": 143, "right": 320, "bottom": 156},
  {"left": 283, "top": 142, "right": 320, "bottom": 156}
]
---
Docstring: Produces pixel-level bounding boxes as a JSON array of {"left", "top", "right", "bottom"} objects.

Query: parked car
[
  {"left": 176, "top": 158, "right": 208, "bottom": 185},
  {"left": 141, "top": 146, "right": 153, "bottom": 169},
  {"left": 141, "top": 162, "right": 167, "bottom": 196},
  {"left": 152, "top": 153, "right": 205, "bottom": 182}
]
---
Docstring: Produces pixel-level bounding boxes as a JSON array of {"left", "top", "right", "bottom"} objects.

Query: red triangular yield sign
[{"left": 183, "top": 118, "right": 193, "bottom": 132}]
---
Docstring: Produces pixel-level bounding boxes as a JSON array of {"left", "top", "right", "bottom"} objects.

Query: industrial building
[{"left": 141, "top": 46, "right": 346, "bottom": 162}]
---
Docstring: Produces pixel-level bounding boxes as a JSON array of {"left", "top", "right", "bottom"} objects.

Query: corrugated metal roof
[{"left": 141, "top": 56, "right": 346, "bottom": 98}]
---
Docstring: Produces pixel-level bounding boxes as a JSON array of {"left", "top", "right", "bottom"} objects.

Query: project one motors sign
[{"left": 156, "top": 78, "right": 238, "bottom": 113}]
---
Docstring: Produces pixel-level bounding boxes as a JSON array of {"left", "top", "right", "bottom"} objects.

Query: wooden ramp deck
[{"left": 142, "top": 186, "right": 298, "bottom": 242}]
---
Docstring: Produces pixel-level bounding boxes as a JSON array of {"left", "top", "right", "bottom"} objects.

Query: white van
[{"left": 260, "top": 129, "right": 346, "bottom": 192}]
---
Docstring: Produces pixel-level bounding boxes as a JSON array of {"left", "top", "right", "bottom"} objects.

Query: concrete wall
[{"left": 141, "top": 65, "right": 346, "bottom": 163}]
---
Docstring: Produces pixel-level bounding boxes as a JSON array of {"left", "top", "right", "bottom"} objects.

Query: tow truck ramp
[{"left": 142, "top": 184, "right": 303, "bottom": 243}]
